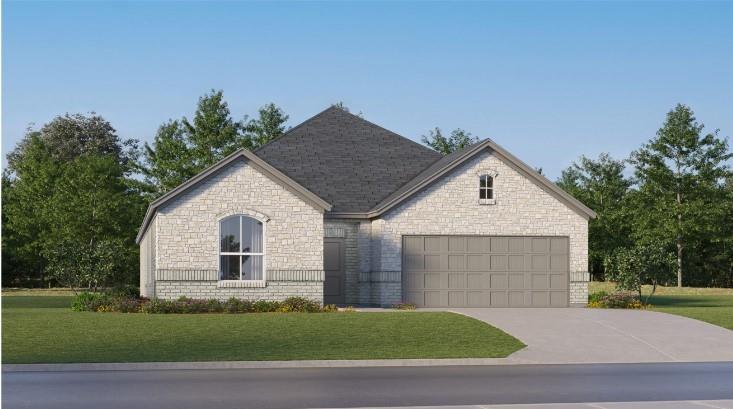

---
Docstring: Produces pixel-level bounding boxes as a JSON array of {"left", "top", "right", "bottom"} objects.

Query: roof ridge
[{"left": 254, "top": 106, "right": 338, "bottom": 154}]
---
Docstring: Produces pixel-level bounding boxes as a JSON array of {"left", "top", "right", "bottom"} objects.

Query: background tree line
[{"left": 2, "top": 95, "right": 731, "bottom": 290}]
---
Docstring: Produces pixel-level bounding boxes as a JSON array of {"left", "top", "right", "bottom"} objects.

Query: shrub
[
  {"left": 588, "top": 291, "right": 609, "bottom": 304},
  {"left": 277, "top": 297, "right": 321, "bottom": 313},
  {"left": 321, "top": 304, "right": 339, "bottom": 312},
  {"left": 253, "top": 300, "right": 280, "bottom": 313},
  {"left": 392, "top": 302, "right": 417, "bottom": 310},
  {"left": 73, "top": 295, "right": 341, "bottom": 314},
  {"left": 71, "top": 292, "right": 110, "bottom": 312},
  {"left": 587, "top": 292, "right": 645, "bottom": 309},
  {"left": 107, "top": 285, "right": 139, "bottom": 299}
]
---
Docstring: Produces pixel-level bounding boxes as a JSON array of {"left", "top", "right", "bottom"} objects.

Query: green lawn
[
  {"left": 589, "top": 282, "right": 733, "bottom": 330},
  {"left": 1, "top": 296, "right": 524, "bottom": 364}
]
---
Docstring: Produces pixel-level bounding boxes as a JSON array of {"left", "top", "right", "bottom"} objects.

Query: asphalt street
[{"left": 4, "top": 362, "right": 733, "bottom": 409}]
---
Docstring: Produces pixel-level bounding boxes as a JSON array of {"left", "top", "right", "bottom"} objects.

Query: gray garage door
[{"left": 402, "top": 236, "right": 569, "bottom": 307}]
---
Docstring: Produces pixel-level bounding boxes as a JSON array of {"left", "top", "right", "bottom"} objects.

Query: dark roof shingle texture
[{"left": 255, "top": 107, "right": 443, "bottom": 213}]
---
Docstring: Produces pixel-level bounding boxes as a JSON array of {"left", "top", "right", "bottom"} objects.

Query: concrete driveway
[{"left": 444, "top": 308, "right": 733, "bottom": 364}]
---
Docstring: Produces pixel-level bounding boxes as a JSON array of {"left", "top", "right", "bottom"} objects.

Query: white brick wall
[
  {"left": 150, "top": 158, "right": 324, "bottom": 301},
  {"left": 372, "top": 150, "right": 590, "bottom": 306}
]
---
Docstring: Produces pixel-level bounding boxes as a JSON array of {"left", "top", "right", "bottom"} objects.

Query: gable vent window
[{"left": 478, "top": 172, "right": 497, "bottom": 205}]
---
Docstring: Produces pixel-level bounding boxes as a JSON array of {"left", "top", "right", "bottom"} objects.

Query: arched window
[
  {"left": 479, "top": 174, "right": 494, "bottom": 200},
  {"left": 219, "top": 215, "right": 264, "bottom": 281}
]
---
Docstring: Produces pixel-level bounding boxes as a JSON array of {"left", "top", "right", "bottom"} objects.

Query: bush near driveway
[
  {"left": 587, "top": 283, "right": 733, "bottom": 331},
  {"left": 587, "top": 291, "right": 645, "bottom": 309},
  {"left": 2, "top": 296, "right": 525, "bottom": 363}
]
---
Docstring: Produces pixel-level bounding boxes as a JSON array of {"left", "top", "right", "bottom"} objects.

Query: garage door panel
[
  {"left": 550, "top": 291, "right": 566, "bottom": 306},
  {"left": 448, "top": 291, "right": 465, "bottom": 307},
  {"left": 403, "top": 236, "right": 568, "bottom": 308},
  {"left": 550, "top": 274, "right": 566, "bottom": 289},
  {"left": 404, "top": 236, "right": 424, "bottom": 253},
  {"left": 508, "top": 274, "right": 524, "bottom": 289},
  {"left": 532, "top": 274, "right": 548, "bottom": 289},
  {"left": 490, "top": 291, "right": 507, "bottom": 307},
  {"left": 448, "top": 273, "right": 465, "bottom": 289},
  {"left": 532, "top": 291, "right": 549, "bottom": 306},
  {"left": 424, "top": 291, "right": 441, "bottom": 307},
  {"left": 467, "top": 291, "right": 487, "bottom": 307},
  {"left": 490, "top": 273, "right": 508, "bottom": 289},
  {"left": 424, "top": 255, "right": 442, "bottom": 271},
  {"left": 508, "top": 238, "right": 524, "bottom": 252},
  {"left": 449, "top": 237, "right": 465, "bottom": 252},
  {"left": 466, "top": 255, "right": 487, "bottom": 271},
  {"left": 425, "top": 237, "right": 443, "bottom": 252},
  {"left": 424, "top": 273, "right": 442, "bottom": 289},
  {"left": 448, "top": 255, "right": 465, "bottom": 270},
  {"left": 466, "top": 273, "right": 485, "bottom": 288},
  {"left": 531, "top": 238, "right": 549, "bottom": 252},
  {"left": 550, "top": 238, "right": 568, "bottom": 253},
  {"left": 466, "top": 237, "right": 488, "bottom": 252},
  {"left": 508, "top": 291, "right": 525, "bottom": 306},
  {"left": 531, "top": 255, "right": 548, "bottom": 271},
  {"left": 508, "top": 255, "right": 525, "bottom": 271},
  {"left": 490, "top": 238, "right": 509, "bottom": 253},
  {"left": 550, "top": 254, "right": 567, "bottom": 271},
  {"left": 490, "top": 255, "right": 508, "bottom": 271}
]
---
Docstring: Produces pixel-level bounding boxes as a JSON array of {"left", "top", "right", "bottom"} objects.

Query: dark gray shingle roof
[{"left": 255, "top": 106, "right": 443, "bottom": 213}]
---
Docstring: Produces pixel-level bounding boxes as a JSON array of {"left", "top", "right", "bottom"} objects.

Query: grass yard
[
  {"left": 1, "top": 296, "right": 524, "bottom": 364},
  {"left": 589, "top": 282, "right": 733, "bottom": 330}
]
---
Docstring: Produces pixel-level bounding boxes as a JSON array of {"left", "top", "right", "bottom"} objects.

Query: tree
[
  {"left": 421, "top": 127, "right": 479, "bottom": 154},
  {"left": 3, "top": 114, "right": 145, "bottom": 287},
  {"left": 142, "top": 120, "right": 197, "bottom": 195},
  {"left": 557, "top": 153, "right": 634, "bottom": 281},
  {"left": 244, "top": 103, "right": 290, "bottom": 149},
  {"left": 7, "top": 113, "right": 137, "bottom": 168},
  {"left": 143, "top": 91, "right": 290, "bottom": 195},
  {"left": 630, "top": 104, "right": 732, "bottom": 287},
  {"left": 604, "top": 241, "right": 676, "bottom": 303},
  {"left": 331, "top": 101, "right": 363, "bottom": 117}
]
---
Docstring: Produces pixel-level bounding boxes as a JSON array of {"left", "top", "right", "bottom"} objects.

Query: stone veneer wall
[
  {"left": 149, "top": 158, "right": 325, "bottom": 302},
  {"left": 372, "top": 150, "right": 590, "bottom": 306}
]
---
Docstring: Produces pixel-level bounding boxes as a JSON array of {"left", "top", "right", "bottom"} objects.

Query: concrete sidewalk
[
  {"left": 322, "top": 401, "right": 733, "bottom": 409},
  {"left": 3, "top": 358, "right": 518, "bottom": 372}
]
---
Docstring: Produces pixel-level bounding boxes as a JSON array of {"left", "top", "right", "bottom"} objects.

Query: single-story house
[{"left": 137, "top": 106, "right": 595, "bottom": 307}]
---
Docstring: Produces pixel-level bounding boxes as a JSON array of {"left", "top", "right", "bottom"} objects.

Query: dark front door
[{"left": 324, "top": 238, "right": 346, "bottom": 305}]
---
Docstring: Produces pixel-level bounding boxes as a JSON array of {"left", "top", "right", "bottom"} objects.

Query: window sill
[
  {"left": 217, "top": 280, "right": 266, "bottom": 288},
  {"left": 478, "top": 198, "right": 496, "bottom": 205}
]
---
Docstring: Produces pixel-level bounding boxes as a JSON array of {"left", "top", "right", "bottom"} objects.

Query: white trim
[
  {"left": 217, "top": 214, "right": 268, "bottom": 283},
  {"left": 478, "top": 198, "right": 496, "bottom": 205},
  {"left": 217, "top": 280, "right": 266, "bottom": 288}
]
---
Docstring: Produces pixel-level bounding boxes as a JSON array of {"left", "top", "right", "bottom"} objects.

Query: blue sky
[{"left": 3, "top": 1, "right": 732, "bottom": 178}]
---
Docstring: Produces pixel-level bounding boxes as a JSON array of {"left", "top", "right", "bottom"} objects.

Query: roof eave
[
  {"left": 365, "top": 139, "right": 597, "bottom": 220},
  {"left": 135, "top": 149, "right": 332, "bottom": 244}
]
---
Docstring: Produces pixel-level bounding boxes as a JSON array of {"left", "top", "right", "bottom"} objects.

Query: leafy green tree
[
  {"left": 244, "top": 103, "right": 290, "bottom": 149},
  {"left": 143, "top": 91, "right": 289, "bottom": 195},
  {"left": 142, "top": 120, "right": 197, "bottom": 195},
  {"left": 630, "top": 104, "right": 732, "bottom": 287},
  {"left": 604, "top": 241, "right": 676, "bottom": 303},
  {"left": 557, "top": 153, "right": 633, "bottom": 280},
  {"left": 422, "top": 127, "right": 479, "bottom": 154},
  {"left": 3, "top": 114, "right": 144, "bottom": 287}
]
